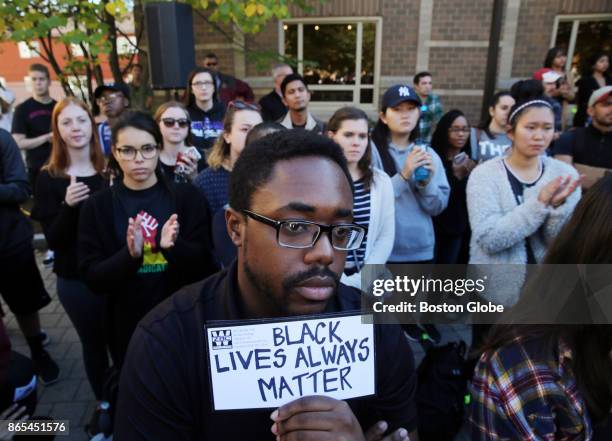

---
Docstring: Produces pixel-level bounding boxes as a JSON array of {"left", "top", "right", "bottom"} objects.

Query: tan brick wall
[
  {"left": 511, "top": 0, "right": 559, "bottom": 78},
  {"left": 181, "top": 0, "right": 607, "bottom": 119},
  {"left": 380, "top": 1, "right": 420, "bottom": 76},
  {"left": 440, "top": 95, "right": 483, "bottom": 126},
  {"left": 429, "top": 47, "right": 488, "bottom": 90},
  {"left": 431, "top": 0, "right": 493, "bottom": 41},
  {"left": 193, "top": 12, "right": 236, "bottom": 73},
  {"left": 245, "top": 20, "right": 279, "bottom": 77}
]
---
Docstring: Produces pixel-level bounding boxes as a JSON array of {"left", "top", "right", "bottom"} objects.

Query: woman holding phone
[{"left": 431, "top": 110, "right": 476, "bottom": 264}]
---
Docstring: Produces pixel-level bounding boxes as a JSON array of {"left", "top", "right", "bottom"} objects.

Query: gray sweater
[
  {"left": 466, "top": 155, "right": 580, "bottom": 305},
  {"left": 372, "top": 142, "right": 450, "bottom": 261}
]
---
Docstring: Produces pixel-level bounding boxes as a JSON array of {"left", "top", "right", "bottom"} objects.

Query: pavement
[
  {"left": 1, "top": 250, "right": 472, "bottom": 440},
  {"left": 2, "top": 251, "right": 96, "bottom": 441}
]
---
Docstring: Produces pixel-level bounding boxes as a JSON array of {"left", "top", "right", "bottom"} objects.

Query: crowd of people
[{"left": 0, "top": 46, "right": 611, "bottom": 441}]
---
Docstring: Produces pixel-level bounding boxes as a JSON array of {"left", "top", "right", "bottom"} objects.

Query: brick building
[{"left": 188, "top": 0, "right": 611, "bottom": 123}]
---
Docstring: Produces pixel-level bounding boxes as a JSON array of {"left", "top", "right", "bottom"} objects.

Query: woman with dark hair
[
  {"left": 154, "top": 101, "right": 205, "bottom": 183},
  {"left": 540, "top": 47, "right": 575, "bottom": 131},
  {"left": 431, "top": 110, "right": 476, "bottom": 264},
  {"left": 371, "top": 85, "right": 449, "bottom": 343},
  {"left": 544, "top": 47, "right": 567, "bottom": 72},
  {"left": 370, "top": 85, "right": 449, "bottom": 265},
  {"left": 182, "top": 67, "right": 226, "bottom": 152},
  {"left": 31, "top": 98, "right": 108, "bottom": 401},
  {"left": 193, "top": 100, "right": 262, "bottom": 214},
  {"left": 467, "top": 96, "right": 581, "bottom": 306},
  {"left": 575, "top": 52, "right": 611, "bottom": 127},
  {"left": 465, "top": 175, "right": 612, "bottom": 441},
  {"left": 470, "top": 92, "right": 515, "bottom": 162},
  {"left": 78, "top": 111, "right": 217, "bottom": 365},
  {"left": 327, "top": 106, "right": 395, "bottom": 288}
]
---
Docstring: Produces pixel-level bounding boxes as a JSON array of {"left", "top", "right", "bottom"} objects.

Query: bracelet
[{"left": 399, "top": 171, "right": 410, "bottom": 182}]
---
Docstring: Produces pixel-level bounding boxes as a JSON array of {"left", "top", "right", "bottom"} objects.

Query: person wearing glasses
[
  {"left": 154, "top": 101, "right": 206, "bottom": 183},
  {"left": 78, "top": 111, "right": 218, "bottom": 366},
  {"left": 193, "top": 100, "right": 262, "bottom": 214},
  {"left": 431, "top": 110, "right": 476, "bottom": 264},
  {"left": 116, "top": 129, "right": 418, "bottom": 441},
  {"left": 183, "top": 67, "right": 226, "bottom": 153}
]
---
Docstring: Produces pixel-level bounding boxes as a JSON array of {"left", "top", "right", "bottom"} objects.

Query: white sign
[{"left": 206, "top": 313, "right": 376, "bottom": 410}]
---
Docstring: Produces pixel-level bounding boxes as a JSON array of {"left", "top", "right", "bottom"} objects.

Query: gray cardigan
[{"left": 466, "top": 155, "right": 580, "bottom": 305}]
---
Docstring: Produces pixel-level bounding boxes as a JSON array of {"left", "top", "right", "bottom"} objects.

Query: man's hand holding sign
[{"left": 270, "top": 396, "right": 411, "bottom": 441}]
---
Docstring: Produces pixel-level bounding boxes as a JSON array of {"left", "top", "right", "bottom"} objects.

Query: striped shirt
[{"left": 345, "top": 178, "right": 370, "bottom": 272}]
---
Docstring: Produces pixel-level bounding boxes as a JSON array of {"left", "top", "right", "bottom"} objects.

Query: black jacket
[
  {"left": 32, "top": 171, "right": 106, "bottom": 278},
  {"left": 116, "top": 262, "right": 418, "bottom": 440},
  {"left": 0, "top": 129, "right": 32, "bottom": 255},
  {"left": 258, "top": 89, "right": 287, "bottom": 122},
  {"left": 78, "top": 181, "right": 218, "bottom": 364}
]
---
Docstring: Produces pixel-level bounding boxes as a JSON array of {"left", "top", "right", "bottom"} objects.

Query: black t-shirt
[
  {"left": 504, "top": 160, "right": 544, "bottom": 264},
  {"left": 116, "top": 262, "right": 418, "bottom": 440},
  {"left": 11, "top": 98, "right": 56, "bottom": 170},
  {"left": 112, "top": 179, "right": 174, "bottom": 262},
  {"left": 31, "top": 171, "right": 106, "bottom": 278},
  {"left": 187, "top": 101, "right": 226, "bottom": 152},
  {"left": 554, "top": 125, "right": 612, "bottom": 169}
]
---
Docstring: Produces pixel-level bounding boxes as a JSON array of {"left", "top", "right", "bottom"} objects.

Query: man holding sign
[{"left": 116, "top": 130, "right": 418, "bottom": 441}]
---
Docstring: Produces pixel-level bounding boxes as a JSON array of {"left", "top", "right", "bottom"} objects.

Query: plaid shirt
[
  {"left": 466, "top": 336, "right": 592, "bottom": 441},
  {"left": 418, "top": 93, "right": 443, "bottom": 142}
]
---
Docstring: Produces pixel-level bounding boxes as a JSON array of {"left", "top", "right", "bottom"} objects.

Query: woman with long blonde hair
[
  {"left": 31, "top": 97, "right": 109, "bottom": 433},
  {"left": 193, "top": 100, "right": 262, "bottom": 213}
]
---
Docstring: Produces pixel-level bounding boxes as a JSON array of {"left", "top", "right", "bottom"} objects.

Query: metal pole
[{"left": 480, "top": 0, "right": 505, "bottom": 123}]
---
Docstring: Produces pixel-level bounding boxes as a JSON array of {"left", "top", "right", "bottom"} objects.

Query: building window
[
  {"left": 280, "top": 18, "right": 381, "bottom": 107},
  {"left": 552, "top": 15, "right": 611, "bottom": 78},
  {"left": 18, "top": 41, "right": 40, "bottom": 59}
]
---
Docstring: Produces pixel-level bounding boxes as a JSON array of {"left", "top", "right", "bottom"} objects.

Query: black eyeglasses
[
  {"left": 242, "top": 210, "right": 366, "bottom": 251},
  {"left": 161, "top": 118, "right": 190, "bottom": 128},
  {"left": 114, "top": 144, "right": 159, "bottom": 161}
]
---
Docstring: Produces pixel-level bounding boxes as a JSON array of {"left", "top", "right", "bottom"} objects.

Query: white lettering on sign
[{"left": 206, "top": 314, "right": 375, "bottom": 410}]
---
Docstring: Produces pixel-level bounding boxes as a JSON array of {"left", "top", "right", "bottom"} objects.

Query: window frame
[
  {"left": 278, "top": 17, "right": 382, "bottom": 112},
  {"left": 551, "top": 14, "right": 612, "bottom": 77}
]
